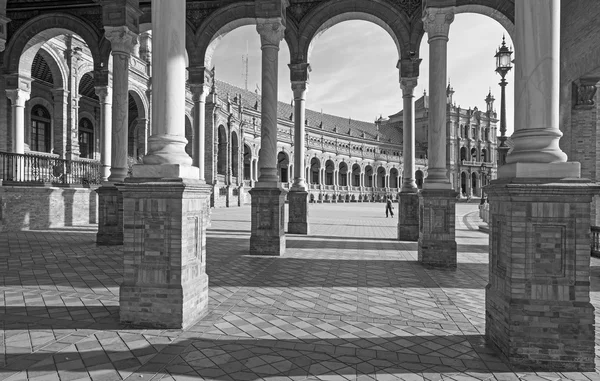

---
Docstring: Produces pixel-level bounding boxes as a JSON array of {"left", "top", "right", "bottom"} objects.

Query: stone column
[
  {"left": 486, "top": 0, "right": 596, "bottom": 371},
  {"left": 95, "top": 86, "right": 112, "bottom": 182},
  {"left": 189, "top": 82, "right": 208, "bottom": 181},
  {"left": 104, "top": 26, "right": 138, "bottom": 182},
  {"left": 250, "top": 16, "right": 287, "bottom": 255},
  {"left": 6, "top": 89, "right": 30, "bottom": 154},
  {"left": 118, "top": 0, "right": 210, "bottom": 330},
  {"left": 418, "top": 7, "right": 457, "bottom": 266}
]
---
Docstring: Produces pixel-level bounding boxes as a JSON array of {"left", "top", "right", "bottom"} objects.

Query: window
[
  {"left": 31, "top": 105, "right": 51, "bottom": 153},
  {"left": 78, "top": 118, "right": 94, "bottom": 158}
]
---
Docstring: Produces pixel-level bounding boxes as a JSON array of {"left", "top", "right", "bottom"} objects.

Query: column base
[
  {"left": 397, "top": 192, "right": 419, "bottom": 241},
  {"left": 288, "top": 190, "right": 309, "bottom": 235},
  {"left": 96, "top": 184, "right": 123, "bottom": 245},
  {"left": 250, "top": 187, "right": 287, "bottom": 256},
  {"left": 418, "top": 189, "right": 457, "bottom": 267},
  {"left": 117, "top": 178, "right": 212, "bottom": 329},
  {"left": 485, "top": 178, "right": 598, "bottom": 371}
]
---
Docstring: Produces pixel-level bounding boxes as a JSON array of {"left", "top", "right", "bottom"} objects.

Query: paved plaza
[{"left": 0, "top": 203, "right": 599, "bottom": 381}]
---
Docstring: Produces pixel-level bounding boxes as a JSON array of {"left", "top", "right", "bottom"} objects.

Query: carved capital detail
[
  {"left": 104, "top": 26, "right": 138, "bottom": 55},
  {"left": 422, "top": 7, "right": 454, "bottom": 40},
  {"left": 573, "top": 78, "right": 600, "bottom": 109},
  {"left": 289, "top": 62, "right": 311, "bottom": 83},
  {"left": 94, "top": 86, "right": 112, "bottom": 103},
  {"left": 6, "top": 89, "right": 30, "bottom": 106},
  {"left": 291, "top": 81, "right": 308, "bottom": 98},
  {"left": 256, "top": 18, "right": 285, "bottom": 48},
  {"left": 190, "top": 84, "right": 209, "bottom": 102},
  {"left": 400, "top": 77, "right": 419, "bottom": 94}
]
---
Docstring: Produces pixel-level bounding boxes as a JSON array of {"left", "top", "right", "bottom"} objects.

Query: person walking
[{"left": 385, "top": 196, "right": 394, "bottom": 218}]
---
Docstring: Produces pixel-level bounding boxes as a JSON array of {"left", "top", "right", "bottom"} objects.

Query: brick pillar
[
  {"left": 118, "top": 180, "right": 211, "bottom": 328},
  {"left": 398, "top": 193, "right": 419, "bottom": 241},
  {"left": 418, "top": 189, "right": 457, "bottom": 267},
  {"left": 486, "top": 179, "right": 598, "bottom": 370},
  {"left": 249, "top": 188, "right": 286, "bottom": 255}
]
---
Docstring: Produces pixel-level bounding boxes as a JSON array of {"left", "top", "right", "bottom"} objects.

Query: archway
[
  {"left": 243, "top": 144, "right": 252, "bottom": 180},
  {"left": 471, "top": 172, "right": 479, "bottom": 197},
  {"left": 231, "top": 131, "right": 239, "bottom": 179},
  {"left": 365, "top": 165, "right": 373, "bottom": 187},
  {"left": 277, "top": 151, "right": 289, "bottom": 183},
  {"left": 415, "top": 170, "right": 424, "bottom": 189},
  {"left": 390, "top": 168, "right": 399, "bottom": 188},
  {"left": 217, "top": 125, "right": 227, "bottom": 176},
  {"left": 481, "top": 148, "right": 488, "bottom": 162},
  {"left": 325, "top": 160, "right": 335, "bottom": 186},
  {"left": 377, "top": 166, "right": 386, "bottom": 188},
  {"left": 470, "top": 148, "right": 478, "bottom": 161},
  {"left": 460, "top": 171, "right": 467, "bottom": 197},
  {"left": 351, "top": 164, "right": 361, "bottom": 186},
  {"left": 338, "top": 162, "right": 348, "bottom": 186},
  {"left": 460, "top": 146, "right": 467, "bottom": 162},
  {"left": 310, "top": 157, "right": 320, "bottom": 184}
]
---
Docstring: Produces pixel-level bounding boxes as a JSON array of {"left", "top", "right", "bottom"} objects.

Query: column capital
[
  {"left": 94, "top": 86, "right": 112, "bottom": 103},
  {"left": 291, "top": 81, "right": 308, "bottom": 96},
  {"left": 189, "top": 84, "right": 209, "bottom": 102},
  {"left": 256, "top": 18, "right": 286, "bottom": 48},
  {"left": 289, "top": 62, "right": 311, "bottom": 83},
  {"left": 573, "top": 77, "right": 600, "bottom": 109},
  {"left": 422, "top": 7, "right": 454, "bottom": 40},
  {"left": 400, "top": 77, "right": 419, "bottom": 94},
  {"left": 6, "top": 88, "right": 30, "bottom": 106},
  {"left": 104, "top": 26, "right": 138, "bottom": 55},
  {"left": 187, "top": 65, "right": 212, "bottom": 86},
  {"left": 51, "top": 87, "right": 69, "bottom": 102}
]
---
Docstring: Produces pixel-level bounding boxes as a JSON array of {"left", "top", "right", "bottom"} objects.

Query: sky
[{"left": 211, "top": 13, "right": 515, "bottom": 135}]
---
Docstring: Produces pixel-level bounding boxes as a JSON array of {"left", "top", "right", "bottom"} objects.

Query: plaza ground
[{"left": 0, "top": 203, "right": 599, "bottom": 381}]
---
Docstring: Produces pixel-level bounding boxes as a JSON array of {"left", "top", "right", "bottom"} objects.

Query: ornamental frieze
[
  {"left": 287, "top": 1, "right": 320, "bottom": 24},
  {"left": 187, "top": 3, "right": 218, "bottom": 30}
]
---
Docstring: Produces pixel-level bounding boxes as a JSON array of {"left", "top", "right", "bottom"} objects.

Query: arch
[
  {"left": 277, "top": 151, "right": 290, "bottom": 182},
  {"left": 78, "top": 116, "right": 95, "bottom": 159},
  {"left": 298, "top": 0, "right": 409, "bottom": 63},
  {"left": 390, "top": 167, "right": 399, "bottom": 188},
  {"left": 243, "top": 143, "right": 252, "bottom": 180},
  {"left": 217, "top": 125, "right": 227, "bottom": 176},
  {"left": 365, "top": 165, "right": 374, "bottom": 187},
  {"left": 310, "top": 157, "right": 321, "bottom": 184},
  {"left": 460, "top": 171, "right": 467, "bottom": 197},
  {"left": 377, "top": 166, "right": 387, "bottom": 188},
  {"left": 481, "top": 148, "right": 488, "bottom": 162},
  {"left": 415, "top": 169, "right": 424, "bottom": 189},
  {"left": 338, "top": 161, "right": 348, "bottom": 186},
  {"left": 460, "top": 146, "right": 467, "bottom": 162},
  {"left": 325, "top": 159, "right": 335, "bottom": 185},
  {"left": 470, "top": 147, "right": 478, "bottom": 161},
  {"left": 351, "top": 163, "right": 361, "bottom": 186},
  {"left": 231, "top": 131, "right": 239, "bottom": 179},
  {"left": 193, "top": 1, "right": 295, "bottom": 68},
  {"left": 128, "top": 87, "right": 148, "bottom": 120},
  {"left": 4, "top": 13, "right": 102, "bottom": 76},
  {"left": 27, "top": 97, "right": 54, "bottom": 153}
]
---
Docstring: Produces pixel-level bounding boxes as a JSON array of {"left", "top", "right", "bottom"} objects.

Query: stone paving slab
[{"left": 0, "top": 203, "right": 599, "bottom": 380}]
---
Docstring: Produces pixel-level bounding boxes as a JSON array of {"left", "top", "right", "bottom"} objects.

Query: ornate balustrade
[
  {"left": 0, "top": 151, "right": 101, "bottom": 185},
  {"left": 592, "top": 226, "right": 600, "bottom": 257}
]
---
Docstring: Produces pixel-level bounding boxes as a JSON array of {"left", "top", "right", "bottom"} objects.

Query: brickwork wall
[
  {"left": 417, "top": 189, "right": 457, "bottom": 267},
  {"left": 0, "top": 185, "right": 98, "bottom": 232},
  {"left": 486, "top": 180, "right": 597, "bottom": 371}
]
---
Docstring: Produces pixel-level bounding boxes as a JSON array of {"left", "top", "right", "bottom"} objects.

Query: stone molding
[
  {"left": 397, "top": 57, "right": 422, "bottom": 78},
  {"left": 104, "top": 25, "right": 138, "bottom": 55},
  {"left": 291, "top": 81, "right": 308, "bottom": 97},
  {"left": 94, "top": 86, "right": 112, "bottom": 103},
  {"left": 289, "top": 62, "right": 311, "bottom": 83},
  {"left": 190, "top": 84, "right": 209, "bottom": 102},
  {"left": 422, "top": 7, "right": 454, "bottom": 40},
  {"left": 256, "top": 18, "right": 286, "bottom": 49}
]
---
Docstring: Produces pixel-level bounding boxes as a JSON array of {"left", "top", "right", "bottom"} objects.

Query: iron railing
[{"left": 0, "top": 151, "right": 101, "bottom": 185}]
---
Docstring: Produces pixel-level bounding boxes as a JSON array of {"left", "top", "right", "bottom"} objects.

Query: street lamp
[
  {"left": 480, "top": 163, "right": 489, "bottom": 205},
  {"left": 495, "top": 35, "right": 513, "bottom": 166}
]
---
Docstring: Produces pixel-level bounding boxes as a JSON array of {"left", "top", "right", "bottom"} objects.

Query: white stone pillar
[
  {"left": 95, "top": 86, "right": 112, "bottom": 182},
  {"left": 138, "top": 0, "right": 193, "bottom": 177},
  {"left": 6, "top": 89, "right": 30, "bottom": 154},
  {"left": 291, "top": 79, "right": 308, "bottom": 190},
  {"left": 400, "top": 77, "right": 418, "bottom": 192},
  {"left": 190, "top": 84, "right": 208, "bottom": 181},
  {"left": 500, "top": 0, "right": 578, "bottom": 178},
  {"left": 255, "top": 19, "right": 285, "bottom": 186},
  {"left": 422, "top": 7, "right": 454, "bottom": 189},
  {"left": 105, "top": 26, "right": 137, "bottom": 182}
]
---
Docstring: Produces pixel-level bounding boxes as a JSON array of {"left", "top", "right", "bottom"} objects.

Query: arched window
[
  {"left": 31, "top": 105, "right": 51, "bottom": 153},
  {"left": 78, "top": 118, "right": 94, "bottom": 158}
]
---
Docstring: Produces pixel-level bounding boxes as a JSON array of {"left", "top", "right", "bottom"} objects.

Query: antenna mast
[{"left": 242, "top": 41, "right": 249, "bottom": 90}]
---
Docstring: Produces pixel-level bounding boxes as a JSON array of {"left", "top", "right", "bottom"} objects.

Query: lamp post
[
  {"left": 495, "top": 35, "right": 513, "bottom": 166},
  {"left": 480, "top": 163, "right": 489, "bottom": 204}
]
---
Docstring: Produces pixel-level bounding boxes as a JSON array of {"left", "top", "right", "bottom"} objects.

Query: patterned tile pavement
[{"left": 0, "top": 203, "right": 599, "bottom": 381}]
